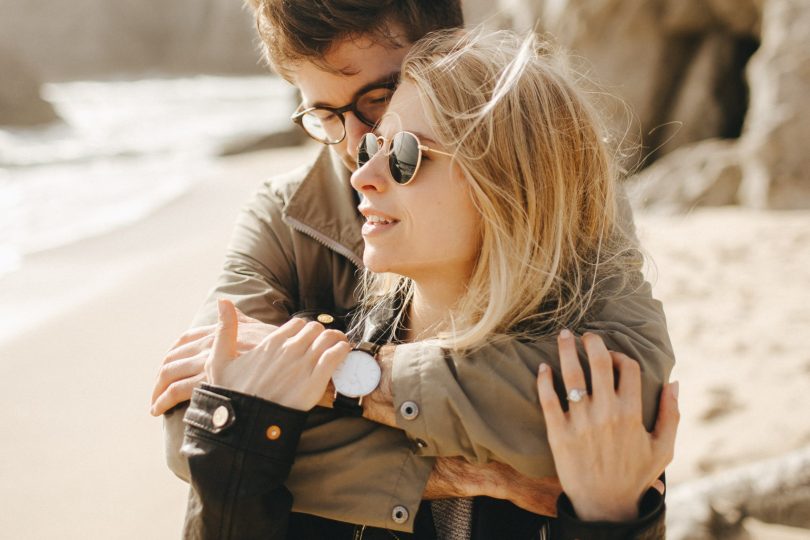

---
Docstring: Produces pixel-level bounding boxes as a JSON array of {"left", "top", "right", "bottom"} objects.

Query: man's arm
[{"left": 356, "top": 282, "right": 673, "bottom": 479}]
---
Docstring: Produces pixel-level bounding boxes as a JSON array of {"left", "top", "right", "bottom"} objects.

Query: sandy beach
[
  {"left": 1, "top": 145, "right": 808, "bottom": 538},
  {"left": 0, "top": 144, "right": 319, "bottom": 539}
]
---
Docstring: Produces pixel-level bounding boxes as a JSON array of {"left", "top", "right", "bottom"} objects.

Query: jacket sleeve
[
  {"left": 181, "top": 385, "right": 308, "bottom": 540},
  {"left": 164, "top": 177, "right": 303, "bottom": 482},
  {"left": 552, "top": 485, "right": 666, "bottom": 540},
  {"left": 388, "top": 192, "right": 675, "bottom": 478}
]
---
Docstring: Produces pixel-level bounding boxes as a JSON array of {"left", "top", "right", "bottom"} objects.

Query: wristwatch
[{"left": 331, "top": 341, "right": 382, "bottom": 417}]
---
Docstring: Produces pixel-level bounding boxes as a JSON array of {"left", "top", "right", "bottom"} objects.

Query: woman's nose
[{"left": 350, "top": 146, "right": 388, "bottom": 194}]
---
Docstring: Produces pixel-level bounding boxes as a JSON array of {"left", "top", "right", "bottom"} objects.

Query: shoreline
[{"left": 0, "top": 144, "right": 318, "bottom": 539}]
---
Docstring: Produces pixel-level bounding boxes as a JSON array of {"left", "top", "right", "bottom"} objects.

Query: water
[{"left": 0, "top": 75, "right": 297, "bottom": 275}]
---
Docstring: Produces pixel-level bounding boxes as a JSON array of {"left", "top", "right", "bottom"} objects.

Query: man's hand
[
  {"left": 424, "top": 458, "right": 562, "bottom": 517},
  {"left": 150, "top": 306, "right": 277, "bottom": 415}
]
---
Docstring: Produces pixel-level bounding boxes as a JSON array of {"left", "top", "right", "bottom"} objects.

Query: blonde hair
[{"left": 357, "top": 28, "right": 640, "bottom": 350}]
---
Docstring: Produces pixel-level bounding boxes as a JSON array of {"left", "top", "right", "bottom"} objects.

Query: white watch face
[{"left": 332, "top": 350, "right": 381, "bottom": 398}]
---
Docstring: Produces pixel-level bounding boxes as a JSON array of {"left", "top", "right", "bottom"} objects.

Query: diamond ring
[{"left": 567, "top": 388, "right": 587, "bottom": 403}]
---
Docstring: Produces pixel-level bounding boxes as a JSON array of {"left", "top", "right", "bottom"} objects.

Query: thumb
[
  {"left": 652, "top": 381, "right": 680, "bottom": 465},
  {"left": 211, "top": 299, "right": 239, "bottom": 365}
]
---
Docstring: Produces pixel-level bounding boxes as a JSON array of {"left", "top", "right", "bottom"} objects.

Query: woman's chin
[{"left": 362, "top": 255, "right": 390, "bottom": 274}]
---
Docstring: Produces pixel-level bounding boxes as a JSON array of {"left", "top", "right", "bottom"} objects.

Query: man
[{"left": 152, "top": 0, "right": 674, "bottom": 533}]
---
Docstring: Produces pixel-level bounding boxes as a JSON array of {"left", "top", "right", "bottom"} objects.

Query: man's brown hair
[{"left": 247, "top": 0, "right": 464, "bottom": 74}]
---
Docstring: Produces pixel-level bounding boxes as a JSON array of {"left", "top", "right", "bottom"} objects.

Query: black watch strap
[
  {"left": 332, "top": 393, "right": 364, "bottom": 417},
  {"left": 331, "top": 341, "right": 381, "bottom": 417}
]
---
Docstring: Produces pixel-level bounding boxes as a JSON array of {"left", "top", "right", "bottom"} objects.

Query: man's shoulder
[{"left": 255, "top": 147, "right": 339, "bottom": 206}]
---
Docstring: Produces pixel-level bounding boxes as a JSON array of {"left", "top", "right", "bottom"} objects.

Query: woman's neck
[{"left": 405, "top": 274, "right": 469, "bottom": 342}]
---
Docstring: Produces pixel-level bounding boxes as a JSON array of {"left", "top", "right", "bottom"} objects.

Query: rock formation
[
  {"left": 738, "top": 0, "right": 810, "bottom": 209},
  {"left": 464, "top": 0, "right": 810, "bottom": 209},
  {"left": 0, "top": 0, "right": 262, "bottom": 81},
  {"left": 666, "top": 446, "right": 810, "bottom": 539},
  {"left": 0, "top": 51, "right": 60, "bottom": 127}
]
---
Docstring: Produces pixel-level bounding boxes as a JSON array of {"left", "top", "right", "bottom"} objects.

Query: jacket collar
[{"left": 283, "top": 146, "right": 365, "bottom": 266}]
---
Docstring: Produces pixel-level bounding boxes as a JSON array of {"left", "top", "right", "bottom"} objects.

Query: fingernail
[
  {"left": 217, "top": 299, "right": 226, "bottom": 317},
  {"left": 560, "top": 329, "right": 572, "bottom": 340},
  {"left": 671, "top": 381, "right": 679, "bottom": 400},
  {"left": 538, "top": 363, "right": 548, "bottom": 373}
]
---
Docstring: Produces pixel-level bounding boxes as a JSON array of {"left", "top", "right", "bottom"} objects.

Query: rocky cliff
[
  {"left": 465, "top": 0, "right": 810, "bottom": 209},
  {"left": 0, "top": 0, "right": 264, "bottom": 127}
]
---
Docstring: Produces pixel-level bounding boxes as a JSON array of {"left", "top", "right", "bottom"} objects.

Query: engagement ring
[{"left": 567, "top": 388, "right": 587, "bottom": 403}]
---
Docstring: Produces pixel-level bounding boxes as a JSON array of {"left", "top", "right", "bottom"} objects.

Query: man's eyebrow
[
  {"left": 352, "top": 71, "right": 400, "bottom": 99},
  {"left": 305, "top": 71, "right": 400, "bottom": 109}
]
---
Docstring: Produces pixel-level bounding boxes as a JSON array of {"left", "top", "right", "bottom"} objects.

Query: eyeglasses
[
  {"left": 291, "top": 82, "right": 397, "bottom": 145},
  {"left": 356, "top": 131, "right": 454, "bottom": 185}
]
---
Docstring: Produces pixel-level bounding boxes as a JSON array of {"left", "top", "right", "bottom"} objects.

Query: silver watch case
[{"left": 331, "top": 348, "right": 381, "bottom": 398}]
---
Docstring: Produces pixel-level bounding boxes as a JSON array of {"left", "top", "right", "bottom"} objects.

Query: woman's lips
[
  {"left": 361, "top": 215, "right": 399, "bottom": 236},
  {"left": 359, "top": 206, "right": 399, "bottom": 237}
]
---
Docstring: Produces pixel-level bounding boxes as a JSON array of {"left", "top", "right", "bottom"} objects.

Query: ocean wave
[{"left": 0, "top": 75, "right": 296, "bottom": 268}]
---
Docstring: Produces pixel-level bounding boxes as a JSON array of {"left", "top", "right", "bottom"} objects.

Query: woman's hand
[
  {"left": 207, "top": 299, "right": 351, "bottom": 411},
  {"left": 536, "top": 330, "right": 679, "bottom": 522},
  {"left": 150, "top": 305, "right": 277, "bottom": 415}
]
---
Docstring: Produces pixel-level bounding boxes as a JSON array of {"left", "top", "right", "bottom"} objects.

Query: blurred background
[{"left": 1, "top": 0, "right": 808, "bottom": 538}]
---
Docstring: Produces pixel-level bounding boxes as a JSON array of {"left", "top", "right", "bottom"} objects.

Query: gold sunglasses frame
[{"left": 358, "top": 131, "right": 454, "bottom": 185}]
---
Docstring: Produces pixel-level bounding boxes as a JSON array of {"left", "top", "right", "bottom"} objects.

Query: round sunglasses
[{"left": 356, "top": 131, "right": 454, "bottom": 185}]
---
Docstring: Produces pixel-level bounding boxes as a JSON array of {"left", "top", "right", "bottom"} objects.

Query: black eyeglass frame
[{"left": 290, "top": 81, "right": 398, "bottom": 145}]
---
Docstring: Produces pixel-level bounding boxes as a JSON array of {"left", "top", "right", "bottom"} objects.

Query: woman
[{"left": 182, "top": 29, "right": 678, "bottom": 539}]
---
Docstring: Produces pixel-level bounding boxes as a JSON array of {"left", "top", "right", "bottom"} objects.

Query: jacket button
[
  {"left": 400, "top": 401, "right": 419, "bottom": 420},
  {"left": 316, "top": 313, "right": 335, "bottom": 324},
  {"left": 212, "top": 405, "right": 229, "bottom": 428},
  {"left": 266, "top": 425, "right": 282, "bottom": 440},
  {"left": 391, "top": 505, "right": 409, "bottom": 524}
]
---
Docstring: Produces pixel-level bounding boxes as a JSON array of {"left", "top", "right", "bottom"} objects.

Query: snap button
[
  {"left": 391, "top": 505, "right": 409, "bottom": 524},
  {"left": 266, "top": 425, "right": 282, "bottom": 440},
  {"left": 212, "top": 405, "right": 229, "bottom": 428},
  {"left": 400, "top": 401, "right": 419, "bottom": 420},
  {"left": 317, "top": 313, "right": 335, "bottom": 324}
]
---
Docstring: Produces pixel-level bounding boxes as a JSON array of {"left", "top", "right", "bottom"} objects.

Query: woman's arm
[
  {"left": 182, "top": 386, "right": 308, "bottom": 540},
  {"left": 181, "top": 299, "right": 350, "bottom": 539}
]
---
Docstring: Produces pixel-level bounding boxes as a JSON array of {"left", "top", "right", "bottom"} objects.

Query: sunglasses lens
[
  {"left": 357, "top": 133, "right": 379, "bottom": 168},
  {"left": 389, "top": 132, "right": 420, "bottom": 184}
]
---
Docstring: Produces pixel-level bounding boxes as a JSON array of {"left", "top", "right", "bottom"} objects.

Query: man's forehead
[{"left": 290, "top": 35, "right": 411, "bottom": 106}]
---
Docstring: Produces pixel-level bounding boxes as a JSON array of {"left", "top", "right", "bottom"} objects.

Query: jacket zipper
[
  {"left": 352, "top": 524, "right": 366, "bottom": 540},
  {"left": 285, "top": 215, "right": 363, "bottom": 269}
]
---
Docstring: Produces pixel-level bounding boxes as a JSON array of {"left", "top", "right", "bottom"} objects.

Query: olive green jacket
[{"left": 164, "top": 147, "right": 674, "bottom": 532}]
